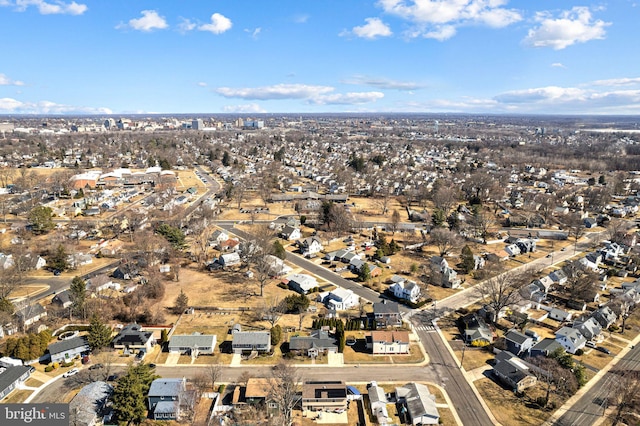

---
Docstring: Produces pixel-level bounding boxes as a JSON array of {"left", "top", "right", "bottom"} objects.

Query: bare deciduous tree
[
  {"left": 475, "top": 271, "right": 525, "bottom": 323},
  {"left": 269, "top": 361, "right": 302, "bottom": 426},
  {"left": 429, "top": 227, "right": 462, "bottom": 257}
]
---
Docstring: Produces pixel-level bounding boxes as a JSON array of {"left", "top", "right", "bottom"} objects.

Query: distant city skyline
[{"left": 0, "top": 0, "right": 639, "bottom": 115}]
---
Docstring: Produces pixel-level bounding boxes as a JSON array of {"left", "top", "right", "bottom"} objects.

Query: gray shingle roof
[{"left": 48, "top": 336, "right": 90, "bottom": 356}]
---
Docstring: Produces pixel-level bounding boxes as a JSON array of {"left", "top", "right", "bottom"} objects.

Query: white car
[{"left": 63, "top": 368, "right": 79, "bottom": 378}]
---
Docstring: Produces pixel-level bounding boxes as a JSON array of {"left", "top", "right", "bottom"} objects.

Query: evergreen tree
[
  {"left": 160, "top": 329, "right": 169, "bottom": 345},
  {"left": 357, "top": 264, "right": 371, "bottom": 282},
  {"left": 431, "top": 208, "right": 446, "bottom": 227},
  {"left": 155, "top": 224, "right": 186, "bottom": 250},
  {"left": 48, "top": 244, "right": 69, "bottom": 272},
  {"left": 271, "top": 325, "right": 282, "bottom": 346},
  {"left": 27, "top": 206, "right": 54, "bottom": 234},
  {"left": 273, "top": 240, "right": 286, "bottom": 260},
  {"left": 460, "top": 245, "right": 476, "bottom": 274},
  {"left": 69, "top": 276, "right": 86, "bottom": 319},
  {"left": 112, "top": 363, "right": 158, "bottom": 425},
  {"left": 221, "top": 151, "right": 231, "bottom": 166},
  {"left": 87, "top": 314, "right": 112, "bottom": 351},
  {"left": 174, "top": 289, "right": 189, "bottom": 314}
]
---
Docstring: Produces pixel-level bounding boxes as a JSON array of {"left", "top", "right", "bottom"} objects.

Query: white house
[
  {"left": 505, "top": 244, "right": 521, "bottom": 257},
  {"left": 390, "top": 280, "right": 421, "bottom": 304},
  {"left": 285, "top": 274, "right": 317, "bottom": 294},
  {"left": 280, "top": 226, "right": 301, "bottom": 241},
  {"left": 319, "top": 288, "right": 359, "bottom": 311},
  {"left": 367, "top": 330, "right": 410, "bottom": 355},
  {"left": 298, "top": 236, "right": 323, "bottom": 256},
  {"left": 555, "top": 327, "right": 587, "bottom": 354}
]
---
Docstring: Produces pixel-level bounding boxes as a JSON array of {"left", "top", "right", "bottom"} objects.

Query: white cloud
[
  {"left": 551, "top": 62, "right": 566, "bottom": 68},
  {"left": 0, "top": 73, "right": 24, "bottom": 86},
  {"left": 592, "top": 77, "right": 640, "bottom": 87},
  {"left": 11, "top": 0, "right": 87, "bottom": 15},
  {"left": 119, "top": 10, "right": 168, "bottom": 32},
  {"left": 222, "top": 103, "right": 267, "bottom": 113},
  {"left": 199, "top": 13, "right": 232, "bottom": 34},
  {"left": 377, "top": 0, "right": 521, "bottom": 39},
  {"left": 293, "top": 14, "right": 309, "bottom": 24},
  {"left": 197, "top": 82, "right": 208, "bottom": 87},
  {"left": 311, "top": 91, "right": 384, "bottom": 105},
  {"left": 216, "top": 83, "right": 384, "bottom": 106},
  {"left": 244, "top": 27, "right": 261, "bottom": 39},
  {"left": 347, "top": 17, "right": 392, "bottom": 39},
  {"left": 177, "top": 17, "right": 196, "bottom": 33},
  {"left": 0, "top": 97, "right": 112, "bottom": 114},
  {"left": 524, "top": 7, "right": 609, "bottom": 50},
  {"left": 493, "top": 85, "right": 640, "bottom": 113},
  {"left": 344, "top": 75, "right": 422, "bottom": 90},
  {"left": 216, "top": 84, "right": 334, "bottom": 100},
  {"left": 423, "top": 25, "right": 456, "bottom": 40}
]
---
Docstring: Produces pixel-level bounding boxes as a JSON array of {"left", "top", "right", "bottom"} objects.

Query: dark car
[
  {"left": 107, "top": 374, "right": 119, "bottom": 382},
  {"left": 149, "top": 363, "right": 156, "bottom": 369},
  {"left": 597, "top": 346, "right": 611, "bottom": 355},
  {"left": 89, "top": 363, "right": 104, "bottom": 370}
]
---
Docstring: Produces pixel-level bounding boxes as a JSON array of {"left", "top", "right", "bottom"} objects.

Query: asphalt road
[
  {"left": 31, "top": 364, "right": 441, "bottom": 404},
  {"left": 553, "top": 344, "right": 640, "bottom": 426}
]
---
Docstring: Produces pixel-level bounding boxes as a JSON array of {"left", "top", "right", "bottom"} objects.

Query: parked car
[
  {"left": 586, "top": 341, "right": 597, "bottom": 348},
  {"left": 597, "top": 346, "right": 611, "bottom": 355},
  {"left": 89, "top": 363, "right": 104, "bottom": 370},
  {"left": 63, "top": 368, "right": 79, "bottom": 378}
]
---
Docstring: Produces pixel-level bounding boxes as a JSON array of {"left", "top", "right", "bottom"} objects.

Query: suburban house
[
  {"left": 430, "top": 256, "right": 461, "bottom": 288},
  {"left": 87, "top": 275, "right": 120, "bottom": 294},
  {"left": 69, "top": 381, "right": 113, "bottom": 426},
  {"left": 112, "top": 324, "right": 155, "bottom": 352},
  {"left": 460, "top": 313, "right": 493, "bottom": 345},
  {"left": 298, "top": 236, "right": 323, "bottom": 256},
  {"left": 289, "top": 330, "right": 338, "bottom": 357},
  {"left": 148, "top": 378, "right": 187, "bottom": 421},
  {"left": 505, "top": 244, "right": 521, "bottom": 257},
  {"left": 285, "top": 274, "right": 318, "bottom": 294},
  {"left": 318, "top": 288, "right": 359, "bottom": 311},
  {"left": 504, "top": 329, "right": 534, "bottom": 356},
  {"left": 209, "top": 229, "right": 229, "bottom": 246},
  {"left": 219, "top": 252, "right": 241, "bottom": 268},
  {"left": 580, "top": 252, "right": 603, "bottom": 271},
  {"left": 264, "top": 255, "right": 293, "bottom": 277},
  {"left": 548, "top": 307, "right": 572, "bottom": 322},
  {"left": 555, "top": 327, "right": 587, "bottom": 354},
  {"left": 572, "top": 317, "right": 602, "bottom": 341},
  {"left": 280, "top": 225, "right": 301, "bottom": 241},
  {"left": 368, "top": 382, "right": 389, "bottom": 425},
  {"left": 530, "top": 338, "right": 564, "bottom": 358},
  {"left": 395, "top": 382, "right": 439, "bottom": 425},
  {"left": 14, "top": 304, "right": 47, "bottom": 331},
  {"left": 592, "top": 306, "right": 617, "bottom": 329},
  {"left": 232, "top": 331, "right": 271, "bottom": 354},
  {"left": 168, "top": 333, "right": 217, "bottom": 356},
  {"left": 51, "top": 290, "right": 72, "bottom": 309},
  {"left": 532, "top": 276, "right": 554, "bottom": 294},
  {"left": 372, "top": 301, "right": 403, "bottom": 328},
  {"left": 48, "top": 336, "right": 91, "bottom": 364},
  {"left": 244, "top": 378, "right": 279, "bottom": 413},
  {"left": 492, "top": 351, "right": 537, "bottom": 393},
  {"left": 301, "top": 381, "right": 348, "bottom": 412},
  {"left": 549, "top": 269, "right": 568, "bottom": 285},
  {"left": 367, "top": 330, "right": 410, "bottom": 355},
  {"left": 389, "top": 279, "right": 421, "bottom": 304},
  {"left": 0, "top": 365, "right": 32, "bottom": 400}
]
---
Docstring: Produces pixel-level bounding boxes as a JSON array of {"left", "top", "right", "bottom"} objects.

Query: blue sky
[{"left": 0, "top": 0, "right": 639, "bottom": 115}]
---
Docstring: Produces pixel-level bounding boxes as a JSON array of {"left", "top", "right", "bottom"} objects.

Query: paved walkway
[
  {"left": 467, "top": 366, "right": 491, "bottom": 382},
  {"left": 230, "top": 353, "right": 242, "bottom": 367},
  {"left": 327, "top": 352, "right": 343, "bottom": 366},
  {"left": 165, "top": 353, "right": 180, "bottom": 366}
]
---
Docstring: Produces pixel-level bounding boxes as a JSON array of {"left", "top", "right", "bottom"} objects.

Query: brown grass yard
[
  {"left": 3, "top": 389, "right": 33, "bottom": 403},
  {"left": 475, "top": 377, "right": 555, "bottom": 426}
]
